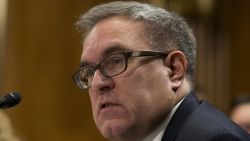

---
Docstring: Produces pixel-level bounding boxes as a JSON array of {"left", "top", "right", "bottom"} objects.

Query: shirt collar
[{"left": 142, "top": 98, "right": 185, "bottom": 141}]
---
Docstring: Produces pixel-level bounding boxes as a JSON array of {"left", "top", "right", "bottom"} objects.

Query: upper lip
[{"left": 98, "top": 99, "right": 119, "bottom": 112}]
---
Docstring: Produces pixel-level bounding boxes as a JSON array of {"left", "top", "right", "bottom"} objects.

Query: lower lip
[{"left": 99, "top": 105, "right": 123, "bottom": 118}]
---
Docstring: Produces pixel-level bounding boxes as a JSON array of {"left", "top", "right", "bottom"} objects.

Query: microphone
[{"left": 0, "top": 92, "right": 21, "bottom": 109}]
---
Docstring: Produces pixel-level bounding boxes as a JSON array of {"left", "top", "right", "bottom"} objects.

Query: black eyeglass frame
[{"left": 73, "top": 51, "right": 169, "bottom": 90}]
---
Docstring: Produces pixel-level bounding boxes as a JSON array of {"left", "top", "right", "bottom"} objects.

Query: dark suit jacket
[{"left": 161, "top": 91, "right": 250, "bottom": 141}]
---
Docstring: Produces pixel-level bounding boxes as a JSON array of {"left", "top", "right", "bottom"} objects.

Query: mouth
[
  {"left": 98, "top": 102, "right": 124, "bottom": 119},
  {"left": 101, "top": 103, "right": 117, "bottom": 109}
]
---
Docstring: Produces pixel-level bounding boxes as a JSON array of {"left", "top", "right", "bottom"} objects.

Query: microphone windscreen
[{"left": 0, "top": 92, "right": 21, "bottom": 108}]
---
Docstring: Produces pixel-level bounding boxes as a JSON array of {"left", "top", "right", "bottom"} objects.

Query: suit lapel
[{"left": 161, "top": 91, "right": 200, "bottom": 141}]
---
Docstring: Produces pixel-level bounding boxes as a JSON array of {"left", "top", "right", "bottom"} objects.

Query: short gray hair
[{"left": 76, "top": 1, "right": 196, "bottom": 82}]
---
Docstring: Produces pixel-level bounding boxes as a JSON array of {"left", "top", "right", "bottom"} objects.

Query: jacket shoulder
[{"left": 175, "top": 101, "right": 250, "bottom": 141}]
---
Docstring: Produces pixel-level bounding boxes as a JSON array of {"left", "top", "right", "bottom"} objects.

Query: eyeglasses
[{"left": 72, "top": 51, "right": 168, "bottom": 90}]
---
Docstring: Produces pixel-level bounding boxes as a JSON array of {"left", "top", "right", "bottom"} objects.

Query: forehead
[{"left": 81, "top": 16, "right": 148, "bottom": 64}]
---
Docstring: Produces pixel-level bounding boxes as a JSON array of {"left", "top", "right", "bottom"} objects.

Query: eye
[
  {"left": 102, "top": 54, "right": 125, "bottom": 68},
  {"left": 110, "top": 56, "right": 124, "bottom": 65}
]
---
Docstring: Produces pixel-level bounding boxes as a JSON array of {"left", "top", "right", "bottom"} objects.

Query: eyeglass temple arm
[{"left": 130, "top": 51, "right": 167, "bottom": 57}]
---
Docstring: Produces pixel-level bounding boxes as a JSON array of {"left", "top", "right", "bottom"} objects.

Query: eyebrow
[
  {"left": 80, "top": 45, "right": 129, "bottom": 68},
  {"left": 103, "top": 45, "right": 128, "bottom": 57}
]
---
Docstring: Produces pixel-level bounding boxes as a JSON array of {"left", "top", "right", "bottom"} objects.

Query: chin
[{"left": 99, "top": 119, "right": 131, "bottom": 140}]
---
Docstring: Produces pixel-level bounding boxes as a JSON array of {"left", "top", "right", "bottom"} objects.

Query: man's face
[{"left": 81, "top": 16, "right": 177, "bottom": 140}]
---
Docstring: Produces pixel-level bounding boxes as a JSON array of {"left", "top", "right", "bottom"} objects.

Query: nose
[{"left": 90, "top": 70, "right": 114, "bottom": 93}]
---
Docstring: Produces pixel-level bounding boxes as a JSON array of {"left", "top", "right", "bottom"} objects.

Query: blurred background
[{"left": 0, "top": 0, "right": 249, "bottom": 141}]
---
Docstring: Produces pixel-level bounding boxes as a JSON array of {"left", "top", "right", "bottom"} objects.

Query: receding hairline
[
  {"left": 75, "top": 1, "right": 170, "bottom": 38},
  {"left": 82, "top": 15, "right": 148, "bottom": 45}
]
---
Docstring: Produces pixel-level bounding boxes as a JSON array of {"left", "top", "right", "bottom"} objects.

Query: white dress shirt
[{"left": 142, "top": 98, "right": 185, "bottom": 141}]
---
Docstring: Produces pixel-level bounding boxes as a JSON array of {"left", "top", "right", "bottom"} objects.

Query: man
[
  {"left": 72, "top": 1, "right": 250, "bottom": 141},
  {"left": 230, "top": 96, "right": 250, "bottom": 134}
]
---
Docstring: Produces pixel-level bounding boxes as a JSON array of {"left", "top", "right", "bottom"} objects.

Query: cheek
[
  {"left": 114, "top": 75, "right": 157, "bottom": 117},
  {"left": 88, "top": 93, "right": 99, "bottom": 120},
  {"left": 122, "top": 65, "right": 174, "bottom": 114},
  {"left": 127, "top": 65, "right": 170, "bottom": 95}
]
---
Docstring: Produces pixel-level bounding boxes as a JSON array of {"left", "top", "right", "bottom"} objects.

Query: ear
[{"left": 164, "top": 51, "right": 187, "bottom": 92}]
